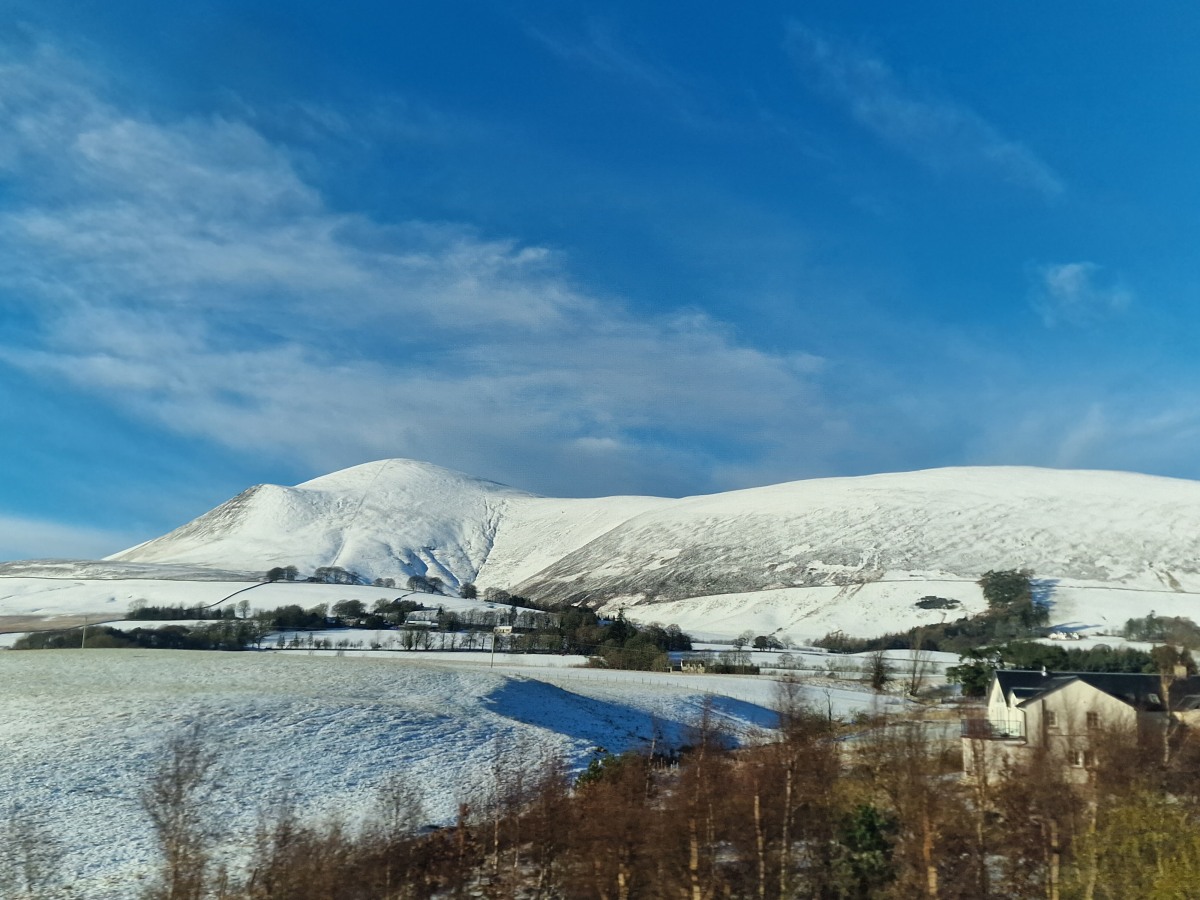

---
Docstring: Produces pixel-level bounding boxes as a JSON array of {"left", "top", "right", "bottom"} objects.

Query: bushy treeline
[
  {"left": 12, "top": 621, "right": 266, "bottom": 652},
  {"left": 948, "top": 641, "right": 1197, "bottom": 697},
  {"left": 815, "top": 611, "right": 1037, "bottom": 656},
  {"left": 263, "top": 565, "right": 512, "bottom": 602},
  {"left": 554, "top": 607, "right": 691, "bottom": 670},
  {"left": 1124, "top": 613, "right": 1200, "bottom": 647},
  {"left": 22, "top": 688, "right": 1200, "bottom": 899},
  {"left": 127, "top": 604, "right": 243, "bottom": 621},
  {"left": 996, "top": 640, "right": 1188, "bottom": 674}
]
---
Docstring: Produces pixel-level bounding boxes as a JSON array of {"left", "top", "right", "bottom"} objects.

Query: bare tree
[
  {"left": 866, "top": 650, "right": 893, "bottom": 692},
  {"left": 907, "top": 628, "right": 934, "bottom": 696},
  {"left": 0, "top": 810, "right": 63, "bottom": 899},
  {"left": 372, "top": 772, "right": 427, "bottom": 843},
  {"left": 141, "top": 726, "right": 220, "bottom": 900}
]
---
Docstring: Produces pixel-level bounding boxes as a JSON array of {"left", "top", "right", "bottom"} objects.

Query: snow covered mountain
[
  {"left": 510, "top": 466, "right": 1200, "bottom": 605},
  {"left": 107, "top": 460, "right": 1200, "bottom": 612},
  {"left": 107, "top": 458, "right": 668, "bottom": 591}
]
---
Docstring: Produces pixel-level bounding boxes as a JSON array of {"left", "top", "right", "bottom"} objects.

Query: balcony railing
[{"left": 961, "top": 717, "right": 1025, "bottom": 740}]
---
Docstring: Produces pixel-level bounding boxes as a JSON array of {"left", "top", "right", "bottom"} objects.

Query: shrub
[{"left": 915, "top": 596, "right": 959, "bottom": 610}]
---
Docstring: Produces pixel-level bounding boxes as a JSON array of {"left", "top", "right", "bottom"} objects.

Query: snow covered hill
[
  {"left": 9, "top": 459, "right": 1200, "bottom": 639},
  {"left": 511, "top": 466, "right": 1200, "bottom": 605},
  {"left": 110, "top": 459, "right": 539, "bottom": 588}
]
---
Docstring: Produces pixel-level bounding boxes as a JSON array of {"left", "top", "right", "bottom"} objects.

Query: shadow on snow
[{"left": 482, "top": 676, "right": 778, "bottom": 756}]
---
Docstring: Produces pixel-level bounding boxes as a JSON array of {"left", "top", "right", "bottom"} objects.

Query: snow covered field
[
  {"left": 0, "top": 649, "right": 882, "bottom": 897},
  {"left": 613, "top": 577, "right": 986, "bottom": 642},
  {"left": 613, "top": 577, "right": 1200, "bottom": 644}
]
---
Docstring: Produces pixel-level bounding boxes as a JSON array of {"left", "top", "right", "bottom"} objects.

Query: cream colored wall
[
  {"left": 962, "top": 733, "right": 1027, "bottom": 780},
  {"left": 986, "top": 678, "right": 1007, "bottom": 719},
  {"left": 1027, "top": 679, "right": 1140, "bottom": 776},
  {"left": 988, "top": 679, "right": 1021, "bottom": 731},
  {"left": 1036, "top": 680, "right": 1136, "bottom": 738}
]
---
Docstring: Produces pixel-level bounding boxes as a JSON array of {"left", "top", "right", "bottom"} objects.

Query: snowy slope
[
  {"left": 474, "top": 494, "right": 669, "bottom": 588},
  {"left": 511, "top": 467, "right": 1200, "bottom": 605}
]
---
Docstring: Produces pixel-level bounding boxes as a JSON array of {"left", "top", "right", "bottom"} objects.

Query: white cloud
[
  {"left": 0, "top": 41, "right": 829, "bottom": 498},
  {"left": 0, "top": 515, "right": 133, "bottom": 561},
  {"left": 786, "top": 24, "right": 1063, "bottom": 198},
  {"left": 1033, "top": 262, "right": 1132, "bottom": 327}
]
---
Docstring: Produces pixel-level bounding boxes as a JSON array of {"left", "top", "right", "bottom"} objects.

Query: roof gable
[{"left": 994, "top": 669, "right": 1200, "bottom": 713}]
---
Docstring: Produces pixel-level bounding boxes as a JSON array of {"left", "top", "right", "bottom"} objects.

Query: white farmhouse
[{"left": 963, "top": 668, "right": 1200, "bottom": 781}]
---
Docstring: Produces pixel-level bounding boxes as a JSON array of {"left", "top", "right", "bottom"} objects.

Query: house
[
  {"left": 403, "top": 609, "right": 440, "bottom": 627},
  {"left": 962, "top": 668, "right": 1200, "bottom": 781},
  {"left": 667, "top": 652, "right": 709, "bottom": 674}
]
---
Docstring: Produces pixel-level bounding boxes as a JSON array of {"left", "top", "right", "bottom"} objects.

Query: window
[
  {"left": 1045, "top": 711, "right": 1057, "bottom": 728},
  {"left": 1072, "top": 749, "right": 1096, "bottom": 768},
  {"left": 1086, "top": 711, "right": 1100, "bottom": 730}
]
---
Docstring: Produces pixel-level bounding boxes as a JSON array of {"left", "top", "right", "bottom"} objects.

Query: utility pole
[{"left": 80, "top": 616, "right": 88, "bottom": 649}]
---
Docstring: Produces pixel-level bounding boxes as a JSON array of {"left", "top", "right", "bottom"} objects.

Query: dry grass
[{"left": 0, "top": 614, "right": 92, "bottom": 634}]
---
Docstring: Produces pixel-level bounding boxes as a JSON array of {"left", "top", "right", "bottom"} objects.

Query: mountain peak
[{"left": 296, "top": 458, "right": 536, "bottom": 497}]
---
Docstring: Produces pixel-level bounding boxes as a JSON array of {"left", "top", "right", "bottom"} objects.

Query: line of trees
[
  {"left": 949, "top": 640, "right": 1198, "bottom": 697},
  {"left": 1123, "top": 612, "right": 1200, "bottom": 647},
  {"left": 126, "top": 602, "right": 250, "bottom": 621},
  {"left": 265, "top": 565, "right": 485, "bottom": 598},
  {"left": 12, "top": 621, "right": 267, "bottom": 652},
  {"left": 12, "top": 600, "right": 694, "bottom": 672}
]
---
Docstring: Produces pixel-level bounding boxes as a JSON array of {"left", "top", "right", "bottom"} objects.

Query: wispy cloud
[
  {"left": 0, "top": 514, "right": 133, "bottom": 560},
  {"left": 0, "top": 41, "right": 828, "bottom": 499},
  {"left": 786, "top": 24, "right": 1064, "bottom": 198},
  {"left": 1033, "top": 261, "right": 1132, "bottom": 327},
  {"left": 526, "top": 20, "right": 716, "bottom": 130},
  {"left": 529, "top": 20, "right": 678, "bottom": 92},
  {"left": 976, "top": 397, "right": 1200, "bottom": 477}
]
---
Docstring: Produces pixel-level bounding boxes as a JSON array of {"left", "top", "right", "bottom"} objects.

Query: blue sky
[{"left": 3, "top": 1, "right": 1200, "bottom": 560}]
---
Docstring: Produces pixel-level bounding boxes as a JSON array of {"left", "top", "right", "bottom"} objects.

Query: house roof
[
  {"left": 994, "top": 669, "right": 1058, "bottom": 698},
  {"left": 995, "top": 669, "right": 1200, "bottom": 713}
]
